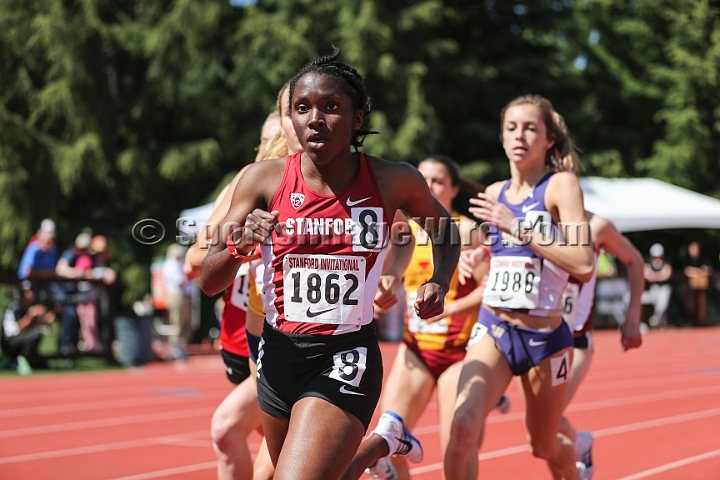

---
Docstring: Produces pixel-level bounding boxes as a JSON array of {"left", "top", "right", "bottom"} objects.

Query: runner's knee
[
  {"left": 449, "top": 409, "right": 481, "bottom": 447},
  {"left": 527, "top": 434, "right": 557, "bottom": 460},
  {"left": 210, "top": 410, "right": 237, "bottom": 449}
]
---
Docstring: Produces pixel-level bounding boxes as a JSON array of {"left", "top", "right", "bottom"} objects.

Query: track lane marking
[
  {"left": 0, "top": 408, "right": 215, "bottom": 438},
  {"left": 0, "top": 391, "right": 227, "bottom": 418},
  {"left": 616, "top": 448, "right": 720, "bottom": 480},
  {"left": 0, "top": 431, "right": 209, "bottom": 464},
  {"left": 409, "top": 407, "right": 720, "bottom": 476},
  {"left": 412, "top": 385, "right": 720, "bottom": 436},
  {"left": 109, "top": 461, "right": 218, "bottom": 480}
]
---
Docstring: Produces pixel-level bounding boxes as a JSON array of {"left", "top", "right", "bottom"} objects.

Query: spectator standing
[
  {"left": 55, "top": 232, "right": 96, "bottom": 354},
  {"left": 1, "top": 281, "right": 56, "bottom": 375},
  {"left": 17, "top": 227, "right": 58, "bottom": 280},
  {"left": 683, "top": 242, "right": 712, "bottom": 325},
  {"left": 643, "top": 243, "right": 673, "bottom": 327},
  {"left": 162, "top": 243, "right": 192, "bottom": 359}
]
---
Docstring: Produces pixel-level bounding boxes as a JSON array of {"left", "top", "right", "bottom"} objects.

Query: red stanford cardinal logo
[{"left": 290, "top": 193, "right": 305, "bottom": 209}]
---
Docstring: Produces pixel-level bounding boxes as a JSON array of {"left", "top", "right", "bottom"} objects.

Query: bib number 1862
[{"left": 283, "top": 254, "right": 366, "bottom": 325}]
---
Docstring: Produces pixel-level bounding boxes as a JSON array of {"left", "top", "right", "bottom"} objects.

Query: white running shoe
[
  {"left": 372, "top": 411, "right": 424, "bottom": 464},
  {"left": 576, "top": 461, "right": 594, "bottom": 480},
  {"left": 575, "top": 431, "right": 594, "bottom": 479},
  {"left": 365, "top": 457, "right": 398, "bottom": 480},
  {"left": 493, "top": 395, "right": 511, "bottom": 414}
]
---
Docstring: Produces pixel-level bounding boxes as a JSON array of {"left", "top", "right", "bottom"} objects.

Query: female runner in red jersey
[
  {"left": 185, "top": 84, "right": 301, "bottom": 480},
  {"left": 200, "top": 48, "right": 460, "bottom": 480}
]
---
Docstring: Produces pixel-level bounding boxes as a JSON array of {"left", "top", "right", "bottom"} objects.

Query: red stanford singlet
[
  {"left": 259, "top": 153, "right": 390, "bottom": 335},
  {"left": 219, "top": 263, "right": 250, "bottom": 357}
]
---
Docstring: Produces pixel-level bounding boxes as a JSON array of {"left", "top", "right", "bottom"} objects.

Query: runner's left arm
[
  {"left": 393, "top": 166, "right": 461, "bottom": 319},
  {"left": 593, "top": 215, "right": 644, "bottom": 350},
  {"left": 374, "top": 211, "right": 414, "bottom": 312}
]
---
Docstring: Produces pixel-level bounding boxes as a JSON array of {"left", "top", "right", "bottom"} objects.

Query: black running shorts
[
  {"left": 256, "top": 322, "right": 383, "bottom": 432},
  {"left": 573, "top": 331, "right": 592, "bottom": 350},
  {"left": 220, "top": 349, "right": 251, "bottom": 385}
]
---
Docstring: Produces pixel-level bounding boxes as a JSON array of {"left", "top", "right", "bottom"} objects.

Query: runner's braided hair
[{"left": 289, "top": 47, "right": 378, "bottom": 151}]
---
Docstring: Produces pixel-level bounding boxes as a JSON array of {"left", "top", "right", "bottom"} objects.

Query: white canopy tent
[
  {"left": 177, "top": 177, "right": 720, "bottom": 237},
  {"left": 178, "top": 203, "right": 214, "bottom": 240},
  {"left": 579, "top": 177, "right": 720, "bottom": 232}
]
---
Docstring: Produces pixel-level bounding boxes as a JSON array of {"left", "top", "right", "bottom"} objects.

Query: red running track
[{"left": 1, "top": 327, "right": 719, "bottom": 479}]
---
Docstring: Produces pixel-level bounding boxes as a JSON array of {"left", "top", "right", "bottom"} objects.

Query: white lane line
[
  {"left": 0, "top": 382, "right": 229, "bottom": 403},
  {"left": 0, "top": 391, "right": 227, "bottom": 418},
  {"left": 409, "top": 445, "right": 530, "bottom": 475},
  {"left": 0, "top": 431, "right": 209, "bottom": 464},
  {"left": 565, "top": 385, "right": 720, "bottom": 413},
  {"left": 0, "top": 432, "right": 261, "bottom": 465},
  {"left": 0, "top": 407, "right": 214, "bottom": 438},
  {"left": 411, "top": 385, "right": 720, "bottom": 436},
  {"left": 109, "top": 461, "right": 218, "bottom": 480},
  {"left": 592, "top": 407, "right": 720, "bottom": 437},
  {"left": 408, "top": 407, "right": 720, "bottom": 476},
  {"left": 616, "top": 448, "right": 720, "bottom": 480}
]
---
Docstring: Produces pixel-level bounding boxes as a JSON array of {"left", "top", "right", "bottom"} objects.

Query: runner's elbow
[
  {"left": 572, "top": 263, "right": 594, "bottom": 283},
  {"left": 199, "top": 269, "right": 221, "bottom": 297}
]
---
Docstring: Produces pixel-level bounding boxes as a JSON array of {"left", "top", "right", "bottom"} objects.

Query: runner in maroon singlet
[{"left": 200, "top": 48, "right": 460, "bottom": 480}]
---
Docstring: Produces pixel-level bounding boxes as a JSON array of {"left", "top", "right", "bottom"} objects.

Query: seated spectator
[
  {"left": 56, "top": 232, "right": 96, "bottom": 354},
  {"left": 1, "top": 281, "right": 56, "bottom": 375},
  {"left": 17, "top": 227, "right": 58, "bottom": 280},
  {"left": 683, "top": 242, "right": 712, "bottom": 325},
  {"left": 642, "top": 243, "right": 673, "bottom": 327}
]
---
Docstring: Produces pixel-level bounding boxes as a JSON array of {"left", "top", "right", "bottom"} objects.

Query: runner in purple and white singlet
[{"left": 445, "top": 95, "right": 594, "bottom": 480}]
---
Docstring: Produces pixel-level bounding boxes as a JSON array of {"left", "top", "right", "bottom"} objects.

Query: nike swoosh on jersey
[
  {"left": 306, "top": 306, "right": 336, "bottom": 318},
  {"left": 499, "top": 294, "right": 515, "bottom": 302},
  {"left": 339, "top": 385, "right": 366, "bottom": 396},
  {"left": 346, "top": 196, "right": 371, "bottom": 207},
  {"left": 521, "top": 201, "right": 540, "bottom": 213},
  {"left": 529, "top": 339, "right": 548, "bottom": 346}
]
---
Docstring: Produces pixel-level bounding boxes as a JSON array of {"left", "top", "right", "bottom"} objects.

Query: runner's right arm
[
  {"left": 185, "top": 167, "right": 250, "bottom": 280},
  {"left": 199, "top": 160, "right": 282, "bottom": 296}
]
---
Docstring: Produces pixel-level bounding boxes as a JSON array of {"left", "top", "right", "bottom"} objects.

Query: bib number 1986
[{"left": 483, "top": 256, "right": 541, "bottom": 309}]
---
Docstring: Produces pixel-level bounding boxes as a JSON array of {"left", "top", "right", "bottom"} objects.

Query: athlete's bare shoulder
[
  {"left": 547, "top": 171, "right": 581, "bottom": 191},
  {"left": 366, "top": 155, "right": 428, "bottom": 212},
  {"left": 365, "top": 154, "right": 412, "bottom": 175},
  {"left": 233, "top": 156, "right": 289, "bottom": 205},
  {"left": 484, "top": 180, "right": 507, "bottom": 200}
]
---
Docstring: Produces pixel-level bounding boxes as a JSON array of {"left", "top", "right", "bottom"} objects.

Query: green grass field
[{"left": 0, "top": 321, "right": 122, "bottom": 377}]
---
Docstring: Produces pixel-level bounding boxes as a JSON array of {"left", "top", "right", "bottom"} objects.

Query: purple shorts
[{"left": 469, "top": 306, "right": 573, "bottom": 376}]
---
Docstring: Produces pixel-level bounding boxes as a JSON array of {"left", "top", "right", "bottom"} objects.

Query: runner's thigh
[
  {"left": 455, "top": 333, "right": 513, "bottom": 425},
  {"left": 522, "top": 347, "right": 573, "bottom": 443},
  {"left": 274, "top": 397, "right": 365, "bottom": 480}
]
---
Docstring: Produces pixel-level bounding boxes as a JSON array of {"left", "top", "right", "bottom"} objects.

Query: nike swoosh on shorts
[
  {"left": 346, "top": 197, "right": 371, "bottom": 207},
  {"left": 339, "top": 385, "right": 366, "bottom": 396}
]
